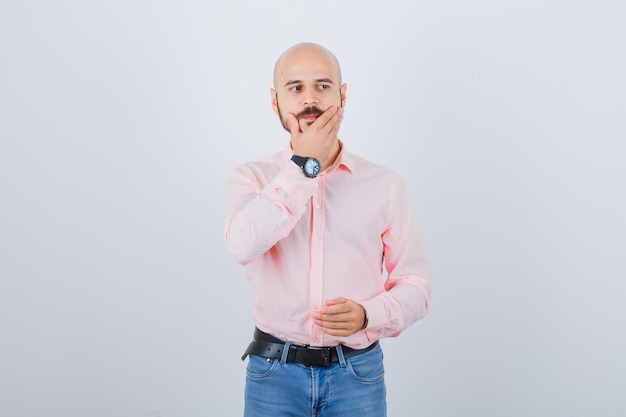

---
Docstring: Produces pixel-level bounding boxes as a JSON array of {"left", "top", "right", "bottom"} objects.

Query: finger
[
  {"left": 317, "top": 313, "right": 349, "bottom": 323},
  {"left": 327, "top": 297, "right": 348, "bottom": 306},
  {"left": 286, "top": 112, "right": 300, "bottom": 134},
  {"left": 318, "top": 309, "right": 358, "bottom": 323},
  {"left": 318, "top": 320, "right": 359, "bottom": 336},
  {"left": 307, "top": 106, "right": 337, "bottom": 131},
  {"left": 326, "top": 111, "right": 343, "bottom": 137},
  {"left": 322, "top": 297, "right": 349, "bottom": 313},
  {"left": 318, "top": 321, "right": 355, "bottom": 329},
  {"left": 317, "top": 107, "right": 341, "bottom": 132},
  {"left": 317, "top": 318, "right": 352, "bottom": 329}
]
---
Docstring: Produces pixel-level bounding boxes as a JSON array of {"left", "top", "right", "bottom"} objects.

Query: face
[{"left": 271, "top": 46, "right": 346, "bottom": 133}]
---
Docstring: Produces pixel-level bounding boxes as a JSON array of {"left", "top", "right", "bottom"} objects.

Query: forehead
[{"left": 274, "top": 47, "right": 340, "bottom": 87}]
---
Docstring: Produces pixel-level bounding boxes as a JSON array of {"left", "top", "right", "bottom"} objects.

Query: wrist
[{"left": 360, "top": 304, "right": 369, "bottom": 330}]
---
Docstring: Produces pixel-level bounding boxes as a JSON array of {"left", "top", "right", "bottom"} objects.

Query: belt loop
[
  {"left": 335, "top": 345, "right": 347, "bottom": 367},
  {"left": 280, "top": 341, "right": 292, "bottom": 364}
]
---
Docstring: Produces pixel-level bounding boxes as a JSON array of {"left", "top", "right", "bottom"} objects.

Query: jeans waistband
[{"left": 241, "top": 327, "right": 379, "bottom": 367}]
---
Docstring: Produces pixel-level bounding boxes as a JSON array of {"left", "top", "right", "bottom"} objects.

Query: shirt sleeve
[
  {"left": 360, "top": 175, "right": 432, "bottom": 339},
  {"left": 224, "top": 158, "right": 318, "bottom": 265}
]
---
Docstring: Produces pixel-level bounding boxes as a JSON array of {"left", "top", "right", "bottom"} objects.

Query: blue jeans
[{"left": 244, "top": 342, "right": 386, "bottom": 417}]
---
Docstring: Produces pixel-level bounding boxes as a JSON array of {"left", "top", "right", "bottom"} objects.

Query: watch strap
[{"left": 291, "top": 155, "right": 307, "bottom": 168}]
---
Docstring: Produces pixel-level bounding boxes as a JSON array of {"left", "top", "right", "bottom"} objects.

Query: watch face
[{"left": 304, "top": 158, "right": 321, "bottom": 178}]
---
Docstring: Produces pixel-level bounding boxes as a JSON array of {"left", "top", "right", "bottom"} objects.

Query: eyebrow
[{"left": 284, "top": 78, "right": 335, "bottom": 87}]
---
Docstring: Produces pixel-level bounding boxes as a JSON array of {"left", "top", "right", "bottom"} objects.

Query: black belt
[{"left": 241, "top": 327, "right": 379, "bottom": 368}]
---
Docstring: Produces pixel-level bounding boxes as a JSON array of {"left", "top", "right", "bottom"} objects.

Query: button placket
[{"left": 309, "top": 177, "right": 325, "bottom": 346}]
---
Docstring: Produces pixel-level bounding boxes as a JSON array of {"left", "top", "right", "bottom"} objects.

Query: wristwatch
[{"left": 291, "top": 155, "right": 321, "bottom": 178}]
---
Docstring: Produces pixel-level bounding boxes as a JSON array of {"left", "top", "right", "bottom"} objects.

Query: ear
[
  {"left": 270, "top": 88, "right": 279, "bottom": 115},
  {"left": 340, "top": 83, "right": 347, "bottom": 108}
]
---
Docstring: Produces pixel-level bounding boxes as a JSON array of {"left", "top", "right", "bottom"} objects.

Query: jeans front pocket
[
  {"left": 346, "top": 344, "right": 385, "bottom": 383},
  {"left": 246, "top": 355, "right": 279, "bottom": 379}
]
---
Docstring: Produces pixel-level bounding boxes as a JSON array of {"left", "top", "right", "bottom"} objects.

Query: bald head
[{"left": 273, "top": 43, "right": 342, "bottom": 89}]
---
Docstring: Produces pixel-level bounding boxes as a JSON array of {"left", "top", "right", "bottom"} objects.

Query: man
[{"left": 224, "top": 42, "right": 432, "bottom": 417}]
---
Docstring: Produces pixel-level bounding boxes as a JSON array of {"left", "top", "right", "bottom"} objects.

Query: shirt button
[
  {"left": 312, "top": 273, "right": 318, "bottom": 279},
  {"left": 314, "top": 204, "right": 320, "bottom": 209}
]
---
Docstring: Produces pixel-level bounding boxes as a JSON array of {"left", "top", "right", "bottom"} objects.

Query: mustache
[{"left": 296, "top": 106, "right": 324, "bottom": 119}]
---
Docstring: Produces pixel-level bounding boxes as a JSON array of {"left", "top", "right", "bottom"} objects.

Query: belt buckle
[
  {"left": 302, "top": 346, "right": 333, "bottom": 367},
  {"left": 320, "top": 347, "right": 332, "bottom": 367},
  {"left": 313, "top": 346, "right": 332, "bottom": 367}
]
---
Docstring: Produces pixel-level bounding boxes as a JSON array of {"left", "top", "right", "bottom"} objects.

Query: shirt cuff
[
  {"left": 359, "top": 299, "right": 386, "bottom": 331},
  {"left": 272, "top": 158, "right": 318, "bottom": 203}
]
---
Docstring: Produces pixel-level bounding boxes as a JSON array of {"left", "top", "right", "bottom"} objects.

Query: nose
[{"left": 303, "top": 89, "right": 319, "bottom": 106}]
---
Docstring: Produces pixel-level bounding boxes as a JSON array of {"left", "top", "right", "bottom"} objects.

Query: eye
[
  {"left": 318, "top": 84, "right": 330, "bottom": 90},
  {"left": 289, "top": 85, "right": 302, "bottom": 92}
]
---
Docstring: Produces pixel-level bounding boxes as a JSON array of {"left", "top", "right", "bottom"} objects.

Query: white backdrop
[{"left": 1, "top": 1, "right": 625, "bottom": 416}]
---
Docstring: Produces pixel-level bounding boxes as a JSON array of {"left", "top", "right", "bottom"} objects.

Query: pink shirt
[{"left": 224, "top": 143, "right": 432, "bottom": 349}]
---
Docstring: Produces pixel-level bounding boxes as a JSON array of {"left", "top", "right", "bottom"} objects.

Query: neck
[{"left": 321, "top": 139, "right": 342, "bottom": 172}]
